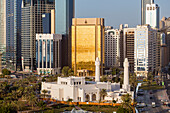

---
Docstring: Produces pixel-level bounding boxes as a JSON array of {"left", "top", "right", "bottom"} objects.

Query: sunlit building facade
[
  {"left": 146, "top": 3, "right": 159, "bottom": 28},
  {"left": 72, "top": 18, "right": 105, "bottom": 76},
  {"left": 134, "top": 25, "right": 157, "bottom": 77},
  {"left": 0, "top": 0, "right": 6, "bottom": 66},
  {"left": 141, "top": 0, "right": 154, "bottom": 25}
]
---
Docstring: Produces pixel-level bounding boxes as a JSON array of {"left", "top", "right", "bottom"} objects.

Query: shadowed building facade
[
  {"left": 123, "top": 28, "right": 135, "bottom": 73},
  {"left": 72, "top": 18, "right": 105, "bottom": 76},
  {"left": 6, "top": 0, "right": 22, "bottom": 71},
  {"left": 21, "top": 0, "right": 55, "bottom": 71},
  {"left": 55, "top": 0, "right": 75, "bottom": 67}
]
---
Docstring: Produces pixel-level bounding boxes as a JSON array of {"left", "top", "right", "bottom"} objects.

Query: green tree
[
  {"left": 37, "top": 100, "right": 47, "bottom": 110},
  {"left": 101, "top": 76, "right": 107, "bottom": 82},
  {"left": 121, "top": 93, "right": 133, "bottom": 113},
  {"left": 112, "top": 68, "right": 116, "bottom": 75},
  {"left": 99, "top": 89, "right": 107, "bottom": 101},
  {"left": 117, "top": 106, "right": 130, "bottom": 113},
  {"left": 147, "top": 72, "right": 153, "bottom": 81},
  {"left": 62, "top": 66, "right": 71, "bottom": 76},
  {"left": 42, "top": 77, "right": 46, "bottom": 82},
  {"left": 42, "top": 89, "right": 48, "bottom": 99},
  {"left": 2, "top": 69, "right": 11, "bottom": 75},
  {"left": 28, "top": 94, "right": 38, "bottom": 110},
  {"left": 130, "top": 73, "right": 137, "bottom": 92},
  {"left": 147, "top": 72, "right": 154, "bottom": 85}
]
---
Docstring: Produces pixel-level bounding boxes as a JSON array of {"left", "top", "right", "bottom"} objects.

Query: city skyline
[{"left": 76, "top": 0, "right": 170, "bottom": 28}]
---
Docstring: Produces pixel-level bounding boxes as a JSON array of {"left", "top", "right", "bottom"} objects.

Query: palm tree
[
  {"left": 99, "top": 89, "right": 107, "bottom": 101},
  {"left": 121, "top": 93, "right": 134, "bottom": 113},
  {"left": 42, "top": 89, "right": 48, "bottom": 99},
  {"left": 130, "top": 73, "right": 137, "bottom": 92}
]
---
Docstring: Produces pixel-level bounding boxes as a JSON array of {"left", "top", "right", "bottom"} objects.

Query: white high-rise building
[
  {"left": 0, "top": 0, "right": 6, "bottom": 54},
  {"left": 146, "top": 2, "right": 159, "bottom": 28},
  {"left": 134, "top": 25, "right": 157, "bottom": 77},
  {"left": 105, "top": 29, "right": 120, "bottom": 68}
]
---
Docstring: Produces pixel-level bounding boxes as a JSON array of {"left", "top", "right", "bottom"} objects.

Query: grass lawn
[
  {"left": 139, "top": 81, "right": 164, "bottom": 90},
  {"left": 33, "top": 104, "right": 118, "bottom": 113},
  {"left": 79, "top": 105, "right": 118, "bottom": 113}
]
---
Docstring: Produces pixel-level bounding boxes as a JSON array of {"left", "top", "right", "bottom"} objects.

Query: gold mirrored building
[{"left": 72, "top": 18, "right": 105, "bottom": 76}]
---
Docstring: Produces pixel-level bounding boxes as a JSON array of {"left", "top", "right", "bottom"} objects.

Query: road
[
  {"left": 165, "top": 79, "right": 170, "bottom": 100},
  {"left": 137, "top": 89, "right": 170, "bottom": 113}
]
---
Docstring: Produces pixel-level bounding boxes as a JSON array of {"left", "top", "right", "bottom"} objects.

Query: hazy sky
[{"left": 76, "top": 0, "right": 170, "bottom": 28}]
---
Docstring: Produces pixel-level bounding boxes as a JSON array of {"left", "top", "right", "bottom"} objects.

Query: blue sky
[{"left": 76, "top": 0, "right": 170, "bottom": 28}]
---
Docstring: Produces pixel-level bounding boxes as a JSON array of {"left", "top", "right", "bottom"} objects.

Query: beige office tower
[
  {"left": 123, "top": 28, "right": 135, "bottom": 73},
  {"left": 51, "top": 9, "right": 55, "bottom": 34},
  {"left": 72, "top": 18, "right": 105, "bottom": 76}
]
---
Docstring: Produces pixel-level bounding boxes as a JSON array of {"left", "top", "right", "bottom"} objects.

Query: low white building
[
  {"left": 42, "top": 76, "right": 120, "bottom": 102},
  {"left": 41, "top": 58, "right": 134, "bottom": 103}
]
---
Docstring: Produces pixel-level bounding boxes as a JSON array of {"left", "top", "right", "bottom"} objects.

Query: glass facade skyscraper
[
  {"left": 42, "top": 13, "right": 51, "bottom": 34},
  {"left": 72, "top": 18, "right": 105, "bottom": 76},
  {"left": 55, "top": 0, "right": 74, "bottom": 34},
  {"left": 6, "top": 0, "right": 22, "bottom": 70},
  {"left": 21, "top": 0, "right": 55, "bottom": 70}
]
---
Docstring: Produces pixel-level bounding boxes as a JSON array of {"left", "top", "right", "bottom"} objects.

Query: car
[{"left": 152, "top": 102, "right": 156, "bottom": 108}]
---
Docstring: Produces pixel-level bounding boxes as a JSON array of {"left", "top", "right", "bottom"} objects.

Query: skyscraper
[
  {"left": 6, "top": 0, "right": 22, "bottom": 71},
  {"left": 105, "top": 29, "right": 120, "bottom": 68},
  {"left": 124, "top": 28, "right": 135, "bottom": 73},
  {"left": 141, "top": 0, "right": 154, "bottom": 25},
  {"left": 0, "top": 0, "right": 6, "bottom": 65},
  {"left": 21, "top": 0, "right": 55, "bottom": 70},
  {"left": 72, "top": 18, "right": 105, "bottom": 76},
  {"left": 146, "top": 3, "right": 159, "bottom": 28},
  {"left": 42, "top": 13, "right": 51, "bottom": 34},
  {"left": 55, "top": 0, "right": 75, "bottom": 34},
  {"left": 159, "top": 17, "right": 170, "bottom": 66},
  {"left": 134, "top": 25, "right": 157, "bottom": 77},
  {"left": 55, "top": 0, "right": 75, "bottom": 67}
]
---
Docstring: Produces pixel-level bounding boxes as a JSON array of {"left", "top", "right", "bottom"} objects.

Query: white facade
[
  {"left": 123, "top": 58, "right": 130, "bottom": 92},
  {"left": 95, "top": 57, "right": 100, "bottom": 82},
  {"left": 0, "top": 0, "right": 6, "bottom": 53},
  {"left": 134, "top": 25, "right": 157, "bottom": 77},
  {"left": 105, "top": 29, "right": 120, "bottom": 68},
  {"left": 42, "top": 76, "right": 121, "bottom": 102},
  {"left": 36, "top": 34, "right": 56, "bottom": 75},
  {"left": 146, "top": 3, "right": 159, "bottom": 28}
]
